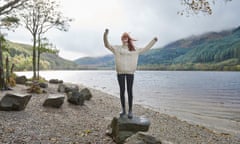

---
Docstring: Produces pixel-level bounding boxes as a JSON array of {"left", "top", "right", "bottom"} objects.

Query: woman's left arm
[{"left": 138, "top": 37, "right": 158, "bottom": 54}]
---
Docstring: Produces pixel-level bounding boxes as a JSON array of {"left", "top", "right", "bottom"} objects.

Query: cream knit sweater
[{"left": 104, "top": 32, "right": 157, "bottom": 74}]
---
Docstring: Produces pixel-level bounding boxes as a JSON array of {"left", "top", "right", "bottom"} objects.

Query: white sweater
[{"left": 104, "top": 33, "right": 157, "bottom": 74}]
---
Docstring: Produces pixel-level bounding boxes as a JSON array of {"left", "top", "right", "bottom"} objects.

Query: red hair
[{"left": 121, "top": 32, "right": 136, "bottom": 51}]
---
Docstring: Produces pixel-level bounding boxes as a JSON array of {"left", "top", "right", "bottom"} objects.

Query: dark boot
[
  {"left": 120, "top": 107, "right": 126, "bottom": 117},
  {"left": 119, "top": 92, "right": 126, "bottom": 117},
  {"left": 128, "top": 92, "right": 133, "bottom": 119},
  {"left": 128, "top": 109, "right": 133, "bottom": 119},
  {"left": 128, "top": 103, "right": 133, "bottom": 119}
]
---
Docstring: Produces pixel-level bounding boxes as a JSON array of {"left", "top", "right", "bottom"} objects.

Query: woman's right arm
[{"left": 103, "top": 29, "right": 114, "bottom": 53}]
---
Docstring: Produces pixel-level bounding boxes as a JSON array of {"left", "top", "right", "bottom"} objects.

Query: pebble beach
[{"left": 0, "top": 83, "right": 239, "bottom": 144}]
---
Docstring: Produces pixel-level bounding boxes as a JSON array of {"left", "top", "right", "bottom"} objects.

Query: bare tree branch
[
  {"left": 179, "top": 0, "right": 233, "bottom": 16},
  {"left": 0, "top": 0, "right": 28, "bottom": 15}
]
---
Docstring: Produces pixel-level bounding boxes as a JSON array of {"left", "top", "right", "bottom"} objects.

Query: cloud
[{"left": 4, "top": 0, "right": 240, "bottom": 60}]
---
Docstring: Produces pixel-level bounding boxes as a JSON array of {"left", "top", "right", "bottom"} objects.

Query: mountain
[
  {"left": 74, "top": 55, "right": 114, "bottom": 69},
  {"left": 3, "top": 41, "right": 79, "bottom": 71},
  {"left": 75, "top": 26, "right": 240, "bottom": 71}
]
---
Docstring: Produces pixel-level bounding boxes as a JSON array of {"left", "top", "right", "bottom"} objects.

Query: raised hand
[{"left": 105, "top": 28, "right": 109, "bottom": 34}]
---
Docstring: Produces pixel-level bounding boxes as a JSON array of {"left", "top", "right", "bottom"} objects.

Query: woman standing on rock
[{"left": 103, "top": 29, "right": 158, "bottom": 119}]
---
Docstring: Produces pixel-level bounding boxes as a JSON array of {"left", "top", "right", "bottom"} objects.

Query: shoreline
[
  {"left": 76, "top": 81, "right": 240, "bottom": 138},
  {"left": 0, "top": 83, "right": 239, "bottom": 143}
]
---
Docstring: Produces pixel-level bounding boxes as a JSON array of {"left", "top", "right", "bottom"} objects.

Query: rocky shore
[{"left": 0, "top": 83, "right": 239, "bottom": 144}]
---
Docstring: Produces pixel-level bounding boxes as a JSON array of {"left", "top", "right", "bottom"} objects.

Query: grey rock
[
  {"left": 117, "top": 116, "right": 150, "bottom": 132},
  {"left": 0, "top": 93, "right": 32, "bottom": 111},
  {"left": 15, "top": 76, "right": 27, "bottom": 84},
  {"left": 67, "top": 91, "right": 84, "bottom": 105},
  {"left": 43, "top": 94, "right": 65, "bottom": 108},
  {"left": 58, "top": 84, "right": 79, "bottom": 93},
  {"left": 39, "top": 82, "right": 48, "bottom": 88},
  {"left": 49, "top": 79, "right": 63, "bottom": 84},
  {"left": 80, "top": 88, "right": 92, "bottom": 100},
  {"left": 108, "top": 116, "right": 151, "bottom": 144},
  {"left": 58, "top": 83, "right": 66, "bottom": 93},
  {"left": 125, "top": 132, "right": 162, "bottom": 144},
  {"left": 65, "top": 84, "right": 79, "bottom": 93}
]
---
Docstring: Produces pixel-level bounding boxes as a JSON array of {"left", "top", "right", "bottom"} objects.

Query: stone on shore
[
  {"left": 67, "top": 91, "right": 84, "bottom": 105},
  {"left": 58, "top": 83, "right": 66, "bottom": 93},
  {"left": 49, "top": 79, "right": 63, "bottom": 84},
  {"left": 39, "top": 82, "right": 48, "bottom": 88},
  {"left": 15, "top": 76, "right": 27, "bottom": 84},
  {"left": 125, "top": 132, "right": 162, "bottom": 144},
  {"left": 80, "top": 88, "right": 92, "bottom": 100},
  {"left": 0, "top": 93, "right": 32, "bottom": 111},
  {"left": 108, "top": 116, "right": 151, "bottom": 144},
  {"left": 58, "top": 83, "right": 79, "bottom": 93},
  {"left": 43, "top": 94, "right": 65, "bottom": 108}
]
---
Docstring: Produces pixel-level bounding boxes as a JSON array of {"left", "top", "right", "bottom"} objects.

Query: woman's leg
[
  {"left": 117, "top": 74, "right": 126, "bottom": 116},
  {"left": 126, "top": 74, "right": 134, "bottom": 118}
]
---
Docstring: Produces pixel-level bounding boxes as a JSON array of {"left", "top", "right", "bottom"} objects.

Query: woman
[{"left": 103, "top": 29, "right": 157, "bottom": 118}]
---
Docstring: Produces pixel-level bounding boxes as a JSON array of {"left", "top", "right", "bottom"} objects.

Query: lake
[{"left": 16, "top": 70, "right": 240, "bottom": 136}]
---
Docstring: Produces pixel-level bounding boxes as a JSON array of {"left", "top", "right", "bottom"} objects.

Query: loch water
[{"left": 17, "top": 70, "right": 240, "bottom": 136}]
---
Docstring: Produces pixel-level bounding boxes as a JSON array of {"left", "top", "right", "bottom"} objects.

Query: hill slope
[
  {"left": 3, "top": 41, "right": 79, "bottom": 71},
  {"left": 75, "top": 26, "right": 240, "bottom": 71}
]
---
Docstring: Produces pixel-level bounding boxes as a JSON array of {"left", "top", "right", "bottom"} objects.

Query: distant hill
[
  {"left": 3, "top": 41, "right": 79, "bottom": 71},
  {"left": 75, "top": 26, "right": 240, "bottom": 71},
  {"left": 74, "top": 55, "right": 114, "bottom": 69}
]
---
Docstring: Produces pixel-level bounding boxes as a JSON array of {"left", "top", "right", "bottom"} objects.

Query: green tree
[
  {"left": 18, "top": 0, "right": 71, "bottom": 79},
  {"left": 0, "top": 0, "right": 27, "bottom": 90},
  {"left": 37, "top": 37, "right": 59, "bottom": 79}
]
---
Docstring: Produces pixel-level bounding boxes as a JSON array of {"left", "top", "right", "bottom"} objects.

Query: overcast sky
[{"left": 5, "top": 0, "right": 240, "bottom": 60}]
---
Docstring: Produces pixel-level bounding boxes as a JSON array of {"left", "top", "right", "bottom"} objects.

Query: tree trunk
[
  {"left": 0, "top": 38, "right": 6, "bottom": 90},
  {"left": 11, "top": 64, "right": 15, "bottom": 74},
  {"left": 37, "top": 34, "right": 40, "bottom": 80},
  {"left": 6, "top": 56, "right": 9, "bottom": 85},
  {"left": 37, "top": 51, "right": 40, "bottom": 79},
  {"left": 0, "top": 39, "right": 4, "bottom": 89},
  {"left": 32, "top": 35, "right": 37, "bottom": 79}
]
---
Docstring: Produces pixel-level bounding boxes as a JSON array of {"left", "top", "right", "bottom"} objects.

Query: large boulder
[
  {"left": 67, "top": 91, "right": 84, "bottom": 105},
  {"left": 43, "top": 94, "right": 65, "bottom": 108},
  {"left": 0, "top": 93, "right": 32, "bottom": 111},
  {"left": 15, "top": 76, "right": 27, "bottom": 84},
  {"left": 108, "top": 116, "right": 151, "bottom": 144},
  {"left": 80, "top": 88, "right": 92, "bottom": 100},
  {"left": 125, "top": 132, "right": 162, "bottom": 144}
]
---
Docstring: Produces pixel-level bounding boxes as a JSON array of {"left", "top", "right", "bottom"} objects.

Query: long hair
[{"left": 121, "top": 32, "right": 136, "bottom": 51}]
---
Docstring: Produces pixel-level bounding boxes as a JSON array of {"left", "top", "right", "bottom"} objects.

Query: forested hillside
[
  {"left": 75, "top": 26, "right": 240, "bottom": 71},
  {"left": 3, "top": 41, "right": 79, "bottom": 71}
]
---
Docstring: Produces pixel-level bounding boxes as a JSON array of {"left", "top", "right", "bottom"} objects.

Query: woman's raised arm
[
  {"left": 138, "top": 37, "right": 158, "bottom": 54},
  {"left": 103, "top": 29, "right": 114, "bottom": 53}
]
